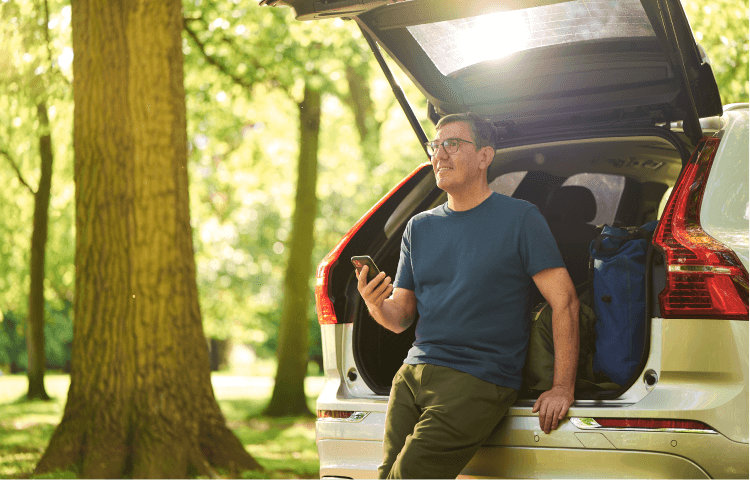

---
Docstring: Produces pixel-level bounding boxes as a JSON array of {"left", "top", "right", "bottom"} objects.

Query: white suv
[{"left": 263, "top": 0, "right": 749, "bottom": 477}]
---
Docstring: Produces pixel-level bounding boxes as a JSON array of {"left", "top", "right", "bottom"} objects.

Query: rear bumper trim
[{"left": 571, "top": 417, "right": 718, "bottom": 434}]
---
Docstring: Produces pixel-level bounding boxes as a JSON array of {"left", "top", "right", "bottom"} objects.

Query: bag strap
[
  {"left": 587, "top": 224, "right": 605, "bottom": 306},
  {"left": 591, "top": 223, "right": 656, "bottom": 255},
  {"left": 587, "top": 255, "right": 595, "bottom": 306}
]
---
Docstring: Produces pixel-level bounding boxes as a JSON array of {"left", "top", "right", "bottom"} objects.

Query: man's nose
[{"left": 434, "top": 143, "right": 449, "bottom": 159}]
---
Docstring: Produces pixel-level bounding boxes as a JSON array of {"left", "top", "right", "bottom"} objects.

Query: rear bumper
[
  {"left": 316, "top": 413, "right": 749, "bottom": 479},
  {"left": 465, "top": 446, "right": 713, "bottom": 478},
  {"left": 318, "top": 439, "right": 381, "bottom": 479},
  {"left": 317, "top": 436, "right": 748, "bottom": 479}
]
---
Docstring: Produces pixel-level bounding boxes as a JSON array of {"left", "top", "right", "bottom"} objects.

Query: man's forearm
[
  {"left": 551, "top": 298, "right": 579, "bottom": 391},
  {"left": 369, "top": 298, "right": 415, "bottom": 334}
]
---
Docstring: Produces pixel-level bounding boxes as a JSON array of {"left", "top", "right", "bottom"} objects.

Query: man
[{"left": 357, "top": 113, "right": 579, "bottom": 479}]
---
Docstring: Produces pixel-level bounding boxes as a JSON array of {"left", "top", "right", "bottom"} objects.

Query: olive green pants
[{"left": 378, "top": 363, "right": 518, "bottom": 479}]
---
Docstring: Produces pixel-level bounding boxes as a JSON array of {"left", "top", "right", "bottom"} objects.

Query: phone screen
[{"left": 351, "top": 256, "right": 381, "bottom": 283}]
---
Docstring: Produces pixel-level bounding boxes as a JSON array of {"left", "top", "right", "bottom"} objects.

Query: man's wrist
[
  {"left": 366, "top": 302, "right": 383, "bottom": 319},
  {"left": 551, "top": 383, "right": 575, "bottom": 395}
]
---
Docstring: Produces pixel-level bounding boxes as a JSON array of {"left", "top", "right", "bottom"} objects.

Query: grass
[{"left": 0, "top": 371, "right": 324, "bottom": 479}]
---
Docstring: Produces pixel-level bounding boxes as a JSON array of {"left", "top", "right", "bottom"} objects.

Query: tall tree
[
  {"left": 344, "top": 61, "right": 388, "bottom": 172},
  {"left": 26, "top": 100, "right": 54, "bottom": 401},
  {"left": 183, "top": 7, "right": 334, "bottom": 416},
  {"left": 181, "top": 4, "right": 420, "bottom": 415},
  {"left": 35, "top": 0, "right": 261, "bottom": 476},
  {"left": 264, "top": 82, "right": 320, "bottom": 417},
  {"left": 26, "top": 0, "right": 58, "bottom": 401},
  {"left": 0, "top": 0, "right": 68, "bottom": 399}
]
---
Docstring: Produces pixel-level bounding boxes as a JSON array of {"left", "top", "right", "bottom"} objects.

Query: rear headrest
[{"left": 545, "top": 186, "right": 597, "bottom": 224}]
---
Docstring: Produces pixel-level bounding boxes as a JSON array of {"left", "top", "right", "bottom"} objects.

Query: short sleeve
[
  {"left": 519, "top": 206, "right": 566, "bottom": 277},
  {"left": 394, "top": 218, "right": 415, "bottom": 290}
]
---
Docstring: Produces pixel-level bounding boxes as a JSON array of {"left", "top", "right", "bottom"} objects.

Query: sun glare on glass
[
  {"left": 407, "top": 0, "right": 656, "bottom": 76},
  {"left": 455, "top": 11, "right": 530, "bottom": 67}
]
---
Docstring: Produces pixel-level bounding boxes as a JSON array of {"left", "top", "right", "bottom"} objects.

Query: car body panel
[
  {"left": 317, "top": 438, "right": 381, "bottom": 479},
  {"left": 700, "top": 108, "right": 750, "bottom": 272},
  {"left": 264, "top": 0, "right": 747, "bottom": 477},
  {"left": 657, "top": 318, "right": 748, "bottom": 443},
  {"left": 316, "top": 438, "right": 732, "bottom": 479},
  {"left": 317, "top": 306, "right": 749, "bottom": 476},
  {"left": 313, "top": 113, "right": 750, "bottom": 474},
  {"left": 463, "top": 446, "right": 713, "bottom": 479}
]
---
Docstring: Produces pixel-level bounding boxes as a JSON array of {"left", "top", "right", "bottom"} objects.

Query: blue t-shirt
[{"left": 394, "top": 192, "right": 565, "bottom": 390}]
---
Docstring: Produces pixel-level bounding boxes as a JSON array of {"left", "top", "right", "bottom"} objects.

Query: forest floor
[{"left": 0, "top": 369, "right": 325, "bottom": 479}]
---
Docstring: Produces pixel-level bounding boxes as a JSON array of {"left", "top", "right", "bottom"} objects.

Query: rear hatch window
[{"left": 407, "top": 0, "right": 656, "bottom": 76}]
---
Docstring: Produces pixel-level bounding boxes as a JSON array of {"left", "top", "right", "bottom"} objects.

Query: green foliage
[
  {"left": 41, "top": 302, "right": 73, "bottom": 370},
  {"left": 0, "top": 304, "right": 73, "bottom": 372},
  {"left": 682, "top": 0, "right": 749, "bottom": 103},
  {"left": 0, "top": 0, "right": 75, "bottom": 351},
  {"left": 180, "top": 1, "right": 426, "bottom": 359},
  {"left": 1, "top": 0, "right": 746, "bottom": 372},
  {"left": 0, "top": 311, "right": 24, "bottom": 368}
]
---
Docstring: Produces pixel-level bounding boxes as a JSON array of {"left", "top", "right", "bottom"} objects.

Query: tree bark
[
  {"left": 34, "top": 0, "right": 262, "bottom": 477},
  {"left": 345, "top": 64, "right": 381, "bottom": 170},
  {"left": 26, "top": 102, "right": 53, "bottom": 401},
  {"left": 264, "top": 83, "right": 321, "bottom": 417}
]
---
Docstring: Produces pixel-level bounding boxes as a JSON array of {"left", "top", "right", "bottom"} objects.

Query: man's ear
[{"left": 479, "top": 145, "right": 495, "bottom": 169}]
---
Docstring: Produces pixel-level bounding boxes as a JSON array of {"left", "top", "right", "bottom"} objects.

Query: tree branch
[
  {"left": 183, "top": 19, "right": 256, "bottom": 91},
  {"left": 48, "top": 279, "right": 74, "bottom": 305},
  {"left": 42, "top": 0, "right": 54, "bottom": 68},
  {"left": 183, "top": 17, "right": 291, "bottom": 97},
  {"left": 39, "top": 0, "right": 72, "bottom": 87},
  {"left": 0, "top": 147, "right": 36, "bottom": 195}
]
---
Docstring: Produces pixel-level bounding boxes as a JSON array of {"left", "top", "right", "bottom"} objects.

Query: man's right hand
[
  {"left": 356, "top": 266, "right": 394, "bottom": 314},
  {"left": 356, "top": 266, "right": 416, "bottom": 334}
]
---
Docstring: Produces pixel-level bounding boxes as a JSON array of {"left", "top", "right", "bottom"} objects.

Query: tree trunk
[
  {"left": 208, "top": 338, "right": 231, "bottom": 372},
  {"left": 264, "top": 83, "right": 321, "bottom": 417},
  {"left": 345, "top": 64, "right": 381, "bottom": 170},
  {"left": 26, "top": 102, "right": 53, "bottom": 401},
  {"left": 35, "top": 0, "right": 262, "bottom": 477}
]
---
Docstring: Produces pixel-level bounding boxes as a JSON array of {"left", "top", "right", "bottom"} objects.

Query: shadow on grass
[
  {"left": 0, "top": 423, "right": 57, "bottom": 479},
  {"left": 0, "top": 396, "right": 63, "bottom": 422},
  {"left": 0, "top": 395, "right": 319, "bottom": 479},
  {"left": 218, "top": 399, "right": 319, "bottom": 479},
  {"left": 0, "top": 393, "right": 64, "bottom": 478}
]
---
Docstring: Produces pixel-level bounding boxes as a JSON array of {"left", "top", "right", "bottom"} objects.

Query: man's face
[{"left": 430, "top": 121, "right": 484, "bottom": 193}]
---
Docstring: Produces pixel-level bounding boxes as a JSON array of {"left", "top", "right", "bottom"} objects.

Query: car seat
[{"left": 543, "top": 186, "right": 598, "bottom": 288}]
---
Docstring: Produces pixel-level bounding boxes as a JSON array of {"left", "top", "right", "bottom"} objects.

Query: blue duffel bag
[{"left": 589, "top": 221, "right": 658, "bottom": 386}]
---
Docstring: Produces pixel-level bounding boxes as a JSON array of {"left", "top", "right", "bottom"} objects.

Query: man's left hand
[{"left": 531, "top": 385, "right": 574, "bottom": 434}]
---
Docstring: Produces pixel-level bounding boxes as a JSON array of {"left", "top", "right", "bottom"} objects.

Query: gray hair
[{"left": 435, "top": 113, "right": 496, "bottom": 150}]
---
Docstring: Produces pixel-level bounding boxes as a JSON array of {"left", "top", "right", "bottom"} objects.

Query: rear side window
[
  {"left": 562, "top": 173, "right": 625, "bottom": 226},
  {"left": 491, "top": 171, "right": 625, "bottom": 226},
  {"left": 489, "top": 171, "right": 527, "bottom": 196}
]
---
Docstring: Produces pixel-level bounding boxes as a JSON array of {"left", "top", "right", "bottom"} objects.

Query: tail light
[
  {"left": 653, "top": 137, "right": 749, "bottom": 319},
  {"left": 572, "top": 418, "right": 716, "bottom": 433},
  {"left": 315, "top": 163, "right": 431, "bottom": 325},
  {"left": 317, "top": 410, "right": 369, "bottom": 422},
  {"left": 317, "top": 410, "right": 354, "bottom": 419}
]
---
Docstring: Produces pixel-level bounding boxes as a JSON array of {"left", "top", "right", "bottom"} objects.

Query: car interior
[{"left": 352, "top": 131, "right": 685, "bottom": 397}]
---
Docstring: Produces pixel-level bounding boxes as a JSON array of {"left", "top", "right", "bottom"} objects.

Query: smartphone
[{"left": 351, "top": 255, "right": 382, "bottom": 283}]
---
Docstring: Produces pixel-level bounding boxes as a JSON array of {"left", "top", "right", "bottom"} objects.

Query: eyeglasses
[{"left": 424, "top": 138, "right": 474, "bottom": 157}]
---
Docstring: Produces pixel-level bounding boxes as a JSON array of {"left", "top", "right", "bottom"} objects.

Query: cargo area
[{"left": 337, "top": 129, "right": 692, "bottom": 399}]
